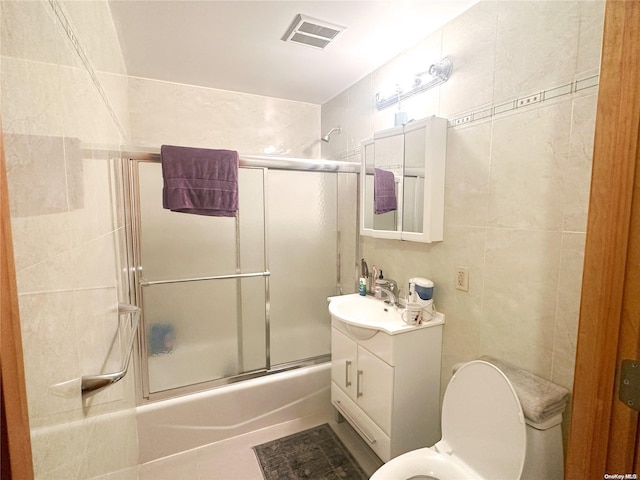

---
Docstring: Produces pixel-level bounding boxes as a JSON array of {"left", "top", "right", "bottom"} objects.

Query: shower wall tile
[
  {"left": 1, "top": 56, "right": 64, "bottom": 137},
  {"left": 321, "top": 89, "right": 349, "bottom": 160},
  {"left": 174, "top": 83, "right": 257, "bottom": 148},
  {"left": 2, "top": 0, "right": 138, "bottom": 477},
  {"left": 494, "top": 1, "right": 580, "bottom": 102},
  {"left": 98, "top": 72, "right": 131, "bottom": 141},
  {"left": 19, "top": 291, "right": 82, "bottom": 427},
  {"left": 482, "top": 228, "right": 562, "bottom": 375},
  {"left": 443, "top": 121, "right": 492, "bottom": 227},
  {"left": 1, "top": 0, "right": 61, "bottom": 65},
  {"left": 256, "top": 96, "right": 320, "bottom": 158},
  {"left": 76, "top": 409, "right": 139, "bottom": 479},
  {"left": 553, "top": 232, "right": 586, "bottom": 380},
  {"left": 427, "top": 225, "right": 487, "bottom": 391},
  {"left": 31, "top": 407, "right": 139, "bottom": 480},
  {"left": 3, "top": 133, "right": 69, "bottom": 218},
  {"left": 128, "top": 77, "right": 179, "bottom": 147},
  {"left": 576, "top": 0, "right": 605, "bottom": 76},
  {"left": 9, "top": 213, "right": 72, "bottom": 273},
  {"left": 487, "top": 100, "right": 572, "bottom": 230},
  {"left": 440, "top": 0, "right": 498, "bottom": 118},
  {"left": 59, "top": 64, "right": 107, "bottom": 144},
  {"left": 563, "top": 94, "right": 597, "bottom": 232},
  {"left": 61, "top": 0, "right": 127, "bottom": 75},
  {"left": 347, "top": 75, "right": 373, "bottom": 152},
  {"left": 130, "top": 77, "right": 320, "bottom": 158}
]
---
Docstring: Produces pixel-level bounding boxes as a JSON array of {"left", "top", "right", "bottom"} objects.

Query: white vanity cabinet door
[
  {"left": 331, "top": 328, "right": 358, "bottom": 400},
  {"left": 356, "top": 346, "right": 393, "bottom": 435}
]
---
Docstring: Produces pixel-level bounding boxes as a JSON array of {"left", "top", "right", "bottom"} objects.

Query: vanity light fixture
[{"left": 375, "top": 57, "right": 453, "bottom": 110}]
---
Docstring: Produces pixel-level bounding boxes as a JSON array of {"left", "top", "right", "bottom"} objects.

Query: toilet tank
[
  {"left": 452, "top": 359, "right": 568, "bottom": 480},
  {"left": 522, "top": 413, "right": 564, "bottom": 480}
]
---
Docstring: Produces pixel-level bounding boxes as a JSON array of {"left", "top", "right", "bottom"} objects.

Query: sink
[{"left": 327, "top": 293, "right": 444, "bottom": 335}]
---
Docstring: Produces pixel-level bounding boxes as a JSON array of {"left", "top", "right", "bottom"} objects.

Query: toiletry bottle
[
  {"left": 371, "top": 266, "right": 378, "bottom": 296},
  {"left": 360, "top": 259, "right": 369, "bottom": 293},
  {"left": 359, "top": 278, "right": 367, "bottom": 296}
]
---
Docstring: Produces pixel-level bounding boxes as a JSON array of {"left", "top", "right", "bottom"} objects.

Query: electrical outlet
[{"left": 455, "top": 266, "right": 469, "bottom": 292}]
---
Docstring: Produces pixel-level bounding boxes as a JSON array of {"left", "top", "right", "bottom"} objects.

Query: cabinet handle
[
  {"left": 357, "top": 369, "right": 364, "bottom": 398},
  {"left": 345, "top": 360, "right": 352, "bottom": 387}
]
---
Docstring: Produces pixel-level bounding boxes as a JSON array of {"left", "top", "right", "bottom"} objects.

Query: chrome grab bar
[
  {"left": 81, "top": 303, "right": 141, "bottom": 395},
  {"left": 140, "top": 271, "right": 271, "bottom": 287}
]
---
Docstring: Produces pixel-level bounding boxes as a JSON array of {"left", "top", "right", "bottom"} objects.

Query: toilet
[{"left": 371, "top": 359, "right": 567, "bottom": 480}]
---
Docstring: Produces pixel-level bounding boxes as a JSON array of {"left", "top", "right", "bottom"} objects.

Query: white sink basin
[{"left": 328, "top": 293, "right": 444, "bottom": 335}]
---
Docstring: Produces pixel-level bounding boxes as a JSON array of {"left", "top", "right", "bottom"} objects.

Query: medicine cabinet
[{"left": 360, "top": 116, "right": 447, "bottom": 243}]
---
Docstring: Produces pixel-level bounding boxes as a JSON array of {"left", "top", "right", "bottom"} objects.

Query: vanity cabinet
[
  {"left": 331, "top": 328, "right": 394, "bottom": 433},
  {"left": 330, "top": 317, "right": 443, "bottom": 462},
  {"left": 361, "top": 115, "right": 447, "bottom": 243}
]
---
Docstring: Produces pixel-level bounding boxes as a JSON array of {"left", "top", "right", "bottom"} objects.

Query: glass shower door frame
[{"left": 124, "top": 154, "right": 352, "bottom": 403}]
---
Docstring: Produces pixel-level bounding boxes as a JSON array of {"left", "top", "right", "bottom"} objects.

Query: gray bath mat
[{"left": 253, "top": 423, "right": 368, "bottom": 480}]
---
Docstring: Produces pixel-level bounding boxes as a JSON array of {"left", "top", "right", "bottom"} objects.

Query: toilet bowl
[{"left": 370, "top": 360, "right": 527, "bottom": 480}]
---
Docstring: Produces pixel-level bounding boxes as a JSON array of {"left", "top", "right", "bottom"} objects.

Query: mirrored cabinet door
[
  {"left": 360, "top": 116, "right": 447, "bottom": 243},
  {"left": 362, "top": 125, "right": 405, "bottom": 238}
]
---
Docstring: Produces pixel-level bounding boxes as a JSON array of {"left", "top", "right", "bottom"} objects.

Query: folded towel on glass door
[
  {"left": 374, "top": 167, "right": 397, "bottom": 214},
  {"left": 161, "top": 144, "right": 239, "bottom": 217}
]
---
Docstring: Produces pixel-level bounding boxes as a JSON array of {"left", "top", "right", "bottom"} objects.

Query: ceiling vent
[{"left": 282, "top": 14, "right": 345, "bottom": 50}]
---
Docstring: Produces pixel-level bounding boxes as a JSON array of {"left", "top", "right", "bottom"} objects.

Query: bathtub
[{"left": 136, "top": 362, "right": 332, "bottom": 462}]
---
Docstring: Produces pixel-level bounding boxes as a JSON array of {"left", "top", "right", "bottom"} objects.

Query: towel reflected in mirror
[{"left": 374, "top": 167, "right": 397, "bottom": 214}]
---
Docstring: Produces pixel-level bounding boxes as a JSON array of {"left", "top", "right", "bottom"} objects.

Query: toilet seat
[
  {"left": 371, "top": 360, "right": 526, "bottom": 480},
  {"left": 370, "top": 447, "right": 482, "bottom": 480}
]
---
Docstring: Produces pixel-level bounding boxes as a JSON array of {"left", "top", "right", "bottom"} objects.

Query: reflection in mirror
[
  {"left": 403, "top": 126, "right": 426, "bottom": 233},
  {"left": 372, "top": 128, "right": 404, "bottom": 231},
  {"left": 374, "top": 167, "right": 397, "bottom": 215}
]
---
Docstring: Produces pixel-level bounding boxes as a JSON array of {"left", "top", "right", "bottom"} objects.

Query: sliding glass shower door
[
  {"left": 132, "top": 160, "right": 338, "bottom": 397},
  {"left": 267, "top": 170, "right": 336, "bottom": 365}
]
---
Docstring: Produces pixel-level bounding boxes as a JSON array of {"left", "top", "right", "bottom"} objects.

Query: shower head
[{"left": 321, "top": 126, "right": 342, "bottom": 143}]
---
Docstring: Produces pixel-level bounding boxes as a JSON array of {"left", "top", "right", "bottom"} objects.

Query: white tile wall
[
  {"left": 129, "top": 76, "right": 321, "bottom": 158},
  {"left": 322, "top": 0, "right": 605, "bottom": 450},
  {"left": 1, "top": 0, "right": 137, "bottom": 477}
]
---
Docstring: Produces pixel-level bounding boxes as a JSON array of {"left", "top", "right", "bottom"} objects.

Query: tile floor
[{"left": 100, "top": 413, "right": 383, "bottom": 479}]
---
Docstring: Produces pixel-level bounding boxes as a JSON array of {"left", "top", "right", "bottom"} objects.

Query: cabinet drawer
[{"left": 331, "top": 382, "right": 391, "bottom": 462}]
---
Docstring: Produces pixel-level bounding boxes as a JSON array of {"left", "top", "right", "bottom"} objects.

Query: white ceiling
[{"left": 109, "top": 1, "right": 478, "bottom": 105}]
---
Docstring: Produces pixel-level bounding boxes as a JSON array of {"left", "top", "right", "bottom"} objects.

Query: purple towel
[
  {"left": 161, "top": 145, "right": 239, "bottom": 217},
  {"left": 374, "top": 168, "right": 397, "bottom": 214}
]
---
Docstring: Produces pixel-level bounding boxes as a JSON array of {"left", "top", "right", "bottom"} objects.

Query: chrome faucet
[{"left": 377, "top": 287, "right": 397, "bottom": 307}]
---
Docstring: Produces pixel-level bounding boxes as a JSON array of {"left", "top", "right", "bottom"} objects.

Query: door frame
[
  {"left": 566, "top": 1, "right": 640, "bottom": 477},
  {"left": 1, "top": 121, "right": 34, "bottom": 478}
]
